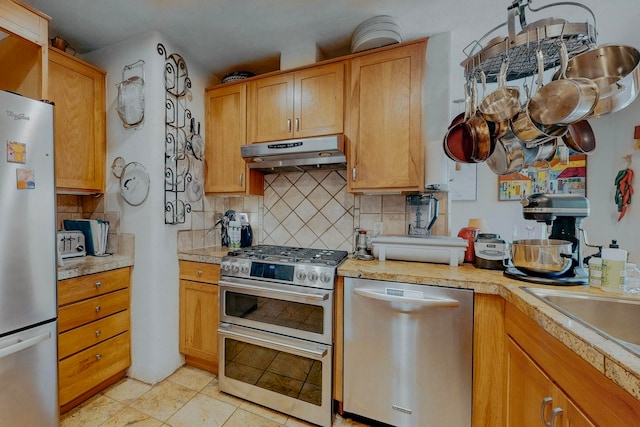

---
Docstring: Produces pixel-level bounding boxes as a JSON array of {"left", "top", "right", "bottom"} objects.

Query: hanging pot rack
[{"left": 461, "top": 0, "right": 597, "bottom": 83}]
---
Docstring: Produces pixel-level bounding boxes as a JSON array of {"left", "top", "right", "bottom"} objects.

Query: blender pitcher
[{"left": 406, "top": 194, "right": 439, "bottom": 236}]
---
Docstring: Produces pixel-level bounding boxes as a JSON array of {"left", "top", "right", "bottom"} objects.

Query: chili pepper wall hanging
[{"left": 614, "top": 155, "right": 634, "bottom": 221}]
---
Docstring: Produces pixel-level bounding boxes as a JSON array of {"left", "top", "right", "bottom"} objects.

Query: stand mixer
[{"left": 505, "top": 193, "right": 590, "bottom": 285}]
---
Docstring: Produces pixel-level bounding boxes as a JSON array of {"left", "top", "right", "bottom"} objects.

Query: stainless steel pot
[
  {"left": 529, "top": 42, "right": 599, "bottom": 126},
  {"left": 479, "top": 58, "right": 520, "bottom": 122},
  {"left": 561, "top": 44, "right": 640, "bottom": 117},
  {"left": 510, "top": 239, "right": 574, "bottom": 276}
]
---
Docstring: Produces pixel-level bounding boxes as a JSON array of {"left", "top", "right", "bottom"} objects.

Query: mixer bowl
[{"left": 510, "top": 239, "right": 574, "bottom": 276}]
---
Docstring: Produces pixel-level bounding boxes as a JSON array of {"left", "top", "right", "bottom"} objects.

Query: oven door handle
[
  {"left": 219, "top": 279, "right": 329, "bottom": 301},
  {"left": 218, "top": 323, "right": 328, "bottom": 358},
  {"left": 353, "top": 288, "right": 460, "bottom": 308}
]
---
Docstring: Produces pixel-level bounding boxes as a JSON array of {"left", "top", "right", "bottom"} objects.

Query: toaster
[{"left": 57, "top": 230, "right": 87, "bottom": 258}]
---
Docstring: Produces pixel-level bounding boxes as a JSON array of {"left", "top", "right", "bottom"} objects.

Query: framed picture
[{"left": 498, "top": 148, "right": 587, "bottom": 201}]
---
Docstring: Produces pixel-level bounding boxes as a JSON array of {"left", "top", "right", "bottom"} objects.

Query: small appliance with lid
[{"left": 474, "top": 233, "right": 508, "bottom": 270}]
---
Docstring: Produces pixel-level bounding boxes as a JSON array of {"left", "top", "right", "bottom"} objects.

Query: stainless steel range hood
[{"left": 240, "top": 134, "right": 346, "bottom": 174}]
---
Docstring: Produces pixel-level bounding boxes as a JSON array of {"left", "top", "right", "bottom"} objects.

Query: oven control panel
[{"left": 220, "top": 258, "right": 336, "bottom": 289}]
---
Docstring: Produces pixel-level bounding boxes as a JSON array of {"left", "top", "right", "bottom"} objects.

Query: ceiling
[{"left": 22, "top": 0, "right": 507, "bottom": 78}]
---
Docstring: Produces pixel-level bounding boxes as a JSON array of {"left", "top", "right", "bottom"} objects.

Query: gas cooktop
[{"left": 227, "top": 245, "right": 349, "bottom": 267}]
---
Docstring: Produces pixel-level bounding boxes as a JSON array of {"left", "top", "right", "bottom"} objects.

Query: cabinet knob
[
  {"left": 295, "top": 118, "right": 299, "bottom": 132},
  {"left": 287, "top": 119, "right": 292, "bottom": 133},
  {"left": 95, "top": 281, "right": 102, "bottom": 289},
  {"left": 352, "top": 167, "right": 357, "bottom": 182},
  {"left": 95, "top": 354, "right": 102, "bottom": 361},
  {"left": 239, "top": 173, "right": 243, "bottom": 186},
  {"left": 197, "top": 270, "right": 203, "bottom": 276},
  {"left": 95, "top": 330, "right": 101, "bottom": 337},
  {"left": 95, "top": 305, "right": 101, "bottom": 313},
  {"left": 540, "top": 396, "right": 553, "bottom": 426}
]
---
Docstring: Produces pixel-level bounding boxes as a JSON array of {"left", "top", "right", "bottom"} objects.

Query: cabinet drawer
[
  {"left": 58, "top": 289, "right": 129, "bottom": 333},
  {"left": 58, "top": 311, "right": 129, "bottom": 360},
  {"left": 179, "top": 261, "right": 219, "bottom": 283},
  {"left": 58, "top": 268, "right": 130, "bottom": 306},
  {"left": 58, "top": 332, "right": 130, "bottom": 406}
]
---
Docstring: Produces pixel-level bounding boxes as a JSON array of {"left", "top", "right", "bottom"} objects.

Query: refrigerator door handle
[{"left": 0, "top": 331, "right": 51, "bottom": 358}]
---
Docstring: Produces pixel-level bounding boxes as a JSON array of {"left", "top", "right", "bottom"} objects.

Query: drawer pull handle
[
  {"left": 550, "top": 407, "right": 563, "bottom": 427},
  {"left": 197, "top": 270, "right": 203, "bottom": 276},
  {"left": 95, "top": 354, "right": 102, "bottom": 361},
  {"left": 540, "top": 396, "right": 553, "bottom": 426},
  {"left": 95, "top": 281, "right": 102, "bottom": 289},
  {"left": 95, "top": 306, "right": 101, "bottom": 312},
  {"left": 95, "top": 330, "right": 101, "bottom": 337}
]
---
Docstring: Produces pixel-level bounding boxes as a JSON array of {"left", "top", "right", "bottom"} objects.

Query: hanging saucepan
[
  {"left": 562, "top": 120, "right": 596, "bottom": 154},
  {"left": 466, "top": 75, "right": 494, "bottom": 162},
  {"left": 559, "top": 45, "right": 640, "bottom": 117},
  {"left": 479, "top": 57, "right": 521, "bottom": 122},
  {"left": 511, "top": 48, "right": 567, "bottom": 143},
  {"left": 523, "top": 137, "right": 558, "bottom": 167},
  {"left": 444, "top": 83, "right": 475, "bottom": 163},
  {"left": 529, "top": 41, "right": 599, "bottom": 126},
  {"left": 486, "top": 129, "right": 526, "bottom": 175}
]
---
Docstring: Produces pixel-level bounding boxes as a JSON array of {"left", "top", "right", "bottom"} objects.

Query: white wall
[
  {"left": 446, "top": 0, "right": 640, "bottom": 263},
  {"left": 84, "top": 32, "right": 215, "bottom": 383}
]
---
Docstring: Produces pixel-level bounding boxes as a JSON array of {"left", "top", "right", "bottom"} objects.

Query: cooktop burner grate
[{"left": 227, "top": 245, "right": 349, "bottom": 266}]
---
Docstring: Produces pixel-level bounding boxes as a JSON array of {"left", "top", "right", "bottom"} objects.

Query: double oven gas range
[{"left": 218, "top": 245, "right": 348, "bottom": 427}]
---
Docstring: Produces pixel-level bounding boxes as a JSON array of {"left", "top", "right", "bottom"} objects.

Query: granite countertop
[
  {"left": 57, "top": 254, "right": 134, "bottom": 280},
  {"left": 178, "top": 246, "right": 230, "bottom": 264}
]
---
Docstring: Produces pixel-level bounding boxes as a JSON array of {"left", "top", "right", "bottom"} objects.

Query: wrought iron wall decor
[{"left": 158, "top": 43, "right": 204, "bottom": 224}]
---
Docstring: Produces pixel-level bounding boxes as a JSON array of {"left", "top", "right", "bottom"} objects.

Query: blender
[{"left": 406, "top": 194, "right": 439, "bottom": 237}]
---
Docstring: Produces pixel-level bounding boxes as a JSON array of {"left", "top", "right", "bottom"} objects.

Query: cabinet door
[
  {"left": 294, "top": 63, "right": 344, "bottom": 138},
  {"left": 179, "top": 279, "right": 219, "bottom": 372},
  {"left": 347, "top": 42, "right": 425, "bottom": 192},
  {"left": 507, "top": 338, "right": 595, "bottom": 427},
  {"left": 204, "top": 83, "right": 263, "bottom": 195},
  {"left": 248, "top": 73, "right": 294, "bottom": 143},
  {"left": 507, "top": 338, "right": 555, "bottom": 427},
  {"left": 49, "top": 49, "right": 106, "bottom": 193}
]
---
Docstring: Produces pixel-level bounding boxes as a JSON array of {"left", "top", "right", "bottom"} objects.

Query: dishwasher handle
[{"left": 354, "top": 287, "right": 460, "bottom": 308}]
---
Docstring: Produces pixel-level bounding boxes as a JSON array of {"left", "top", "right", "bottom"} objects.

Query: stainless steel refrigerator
[{"left": 0, "top": 90, "right": 58, "bottom": 426}]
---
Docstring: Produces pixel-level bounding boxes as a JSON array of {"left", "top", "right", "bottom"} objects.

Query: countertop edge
[{"left": 57, "top": 254, "right": 134, "bottom": 280}]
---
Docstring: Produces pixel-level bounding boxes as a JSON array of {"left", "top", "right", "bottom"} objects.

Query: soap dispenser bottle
[{"left": 601, "top": 240, "right": 627, "bottom": 293}]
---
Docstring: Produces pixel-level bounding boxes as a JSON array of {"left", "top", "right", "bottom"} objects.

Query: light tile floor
[{"left": 60, "top": 365, "right": 373, "bottom": 427}]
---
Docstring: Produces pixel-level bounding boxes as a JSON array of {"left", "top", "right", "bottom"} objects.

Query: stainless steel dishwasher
[{"left": 343, "top": 277, "right": 474, "bottom": 426}]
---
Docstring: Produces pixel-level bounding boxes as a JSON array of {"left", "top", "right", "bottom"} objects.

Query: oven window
[
  {"left": 224, "top": 338, "right": 323, "bottom": 406},
  {"left": 224, "top": 292, "right": 324, "bottom": 335}
]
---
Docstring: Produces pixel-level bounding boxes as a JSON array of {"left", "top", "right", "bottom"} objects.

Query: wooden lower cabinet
[
  {"left": 179, "top": 261, "right": 220, "bottom": 373},
  {"left": 57, "top": 267, "right": 131, "bottom": 413},
  {"left": 507, "top": 338, "right": 594, "bottom": 427},
  {"left": 506, "top": 302, "right": 640, "bottom": 426}
]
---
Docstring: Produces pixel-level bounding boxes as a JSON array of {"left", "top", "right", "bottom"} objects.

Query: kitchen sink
[{"left": 524, "top": 287, "right": 640, "bottom": 356}]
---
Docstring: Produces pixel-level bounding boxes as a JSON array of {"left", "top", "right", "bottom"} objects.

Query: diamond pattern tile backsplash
[{"left": 262, "top": 170, "right": 354, "bottom": 251}]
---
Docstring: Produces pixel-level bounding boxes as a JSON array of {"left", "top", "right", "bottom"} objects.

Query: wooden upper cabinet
[
  {"left": 347, "top": 41, "right": 426, "bottom": 193},
  {"left": 49, "top": 48, "right": 106, "bottom": 193},
  {"left": 204, "top": 82, "right": 263, "bottom": 195},
  {"left": 0, "top": 0, "right": 50, "bottom": 99},
  {"left": 248, "top": 62, "right": 344, "bottom": 143},
  {"left": 0, "top": 0, "right": 49, "bottom": 46}
]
